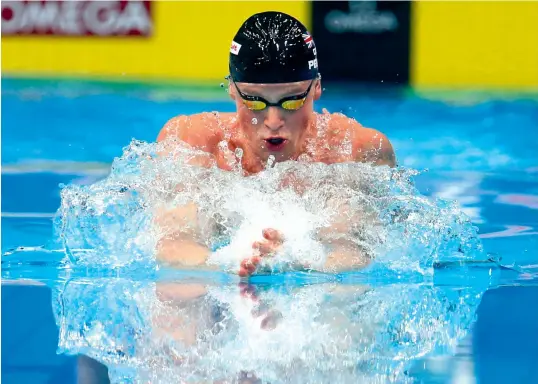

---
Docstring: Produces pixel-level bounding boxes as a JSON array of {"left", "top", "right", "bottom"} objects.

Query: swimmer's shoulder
[
  {"left": 325, "top": 111, "right": 396, "bottom": 167},
  {"left": 157, "top": 112, "right": 237, "bottom": 152}
]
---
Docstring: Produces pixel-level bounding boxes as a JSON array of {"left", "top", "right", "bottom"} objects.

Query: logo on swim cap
[
  {"left": 230, "top": 40, "right": 241, "bottom": 55},
  {"left": 302, "top": 33, "right": 314, "bottom": 49}
]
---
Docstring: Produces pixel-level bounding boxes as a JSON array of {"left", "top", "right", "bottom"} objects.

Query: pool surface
[{"left": 2, "top": 78, "right": 538, "bottom": 383}]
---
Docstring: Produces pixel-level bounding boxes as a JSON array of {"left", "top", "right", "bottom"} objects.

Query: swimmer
[{"left": 155, "top": 11, "right": 396, "bottom": 277}]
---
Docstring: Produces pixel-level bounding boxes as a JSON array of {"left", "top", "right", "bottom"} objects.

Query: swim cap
[{"left": 229, "top": 11, "right": 319, "bottom": 84}]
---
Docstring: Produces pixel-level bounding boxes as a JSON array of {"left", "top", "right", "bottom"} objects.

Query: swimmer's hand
[
  {"left": 239, "top": 228, "right": 284, "bottom": 277},
  {"left": 237, "top": 228, "right": 370, "bottom": 277}
]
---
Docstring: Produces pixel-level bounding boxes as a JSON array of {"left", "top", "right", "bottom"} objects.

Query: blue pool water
[{"left": 2, "top": 78, "right": 538, "bottom": 383}]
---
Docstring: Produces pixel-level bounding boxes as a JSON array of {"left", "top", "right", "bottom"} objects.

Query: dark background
[{"left": 312, "top": 0, "right": 411, "bottom": 85}]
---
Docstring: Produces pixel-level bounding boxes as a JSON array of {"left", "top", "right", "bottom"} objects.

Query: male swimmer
[{"left": 155, "top": 11, "right": 396, "bottom": 277}]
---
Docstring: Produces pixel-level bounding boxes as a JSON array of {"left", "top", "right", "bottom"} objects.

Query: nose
[{"left": 264, "top": 106, "right": 284, "bottom": 131}]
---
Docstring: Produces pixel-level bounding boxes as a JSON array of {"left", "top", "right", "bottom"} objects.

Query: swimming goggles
[{"left": 230, "top": 78, "right": 315, "bottom": 111}]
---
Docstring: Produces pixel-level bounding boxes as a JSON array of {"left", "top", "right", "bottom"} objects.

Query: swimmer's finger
[
  {"left": 252, "top": 241, "right": 265, "bottom": 254},
  {"left": 238, "top": 267, "right": 250, "bottom": 278},
  {"left": 262, "top": 228, "right": 278, "bottom": 240},
  {"left": 262, "top": 228, "right": 284, "bottom": 243},
  {"left": 252, "top": 240, "right": 271, "bottom": 254},
  {"left": 239, "top": 256, "right": 261, "bottom": 277},
  {"left": 239, "top": 265, "right": 253, "bottom": 278},
  {"left": 241, "top": 256, "right": 261, "bottom": 270}
]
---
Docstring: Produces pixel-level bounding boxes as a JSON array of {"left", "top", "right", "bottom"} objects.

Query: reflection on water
[{"left": 52, "top": 277, "right": 485, "bottom": 384}]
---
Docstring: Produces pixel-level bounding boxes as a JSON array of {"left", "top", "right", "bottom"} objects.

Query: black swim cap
[{"left": 229, "top": 11, "right": 319, "bottom": 84}]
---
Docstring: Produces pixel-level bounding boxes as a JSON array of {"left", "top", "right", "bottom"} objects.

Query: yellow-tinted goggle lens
[
  {"left": 242, "top": 98, "right": 306, "bottom": 111},
  {"left": 281, "top": 98, "right": 306, "bottom": 111},
  {"left": 243, "top": 100, "right": 267, "bottom": 111}
]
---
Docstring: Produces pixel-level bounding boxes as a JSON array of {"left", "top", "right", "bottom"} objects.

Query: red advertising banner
[{"left": 1, "top": 0, "right": 153, "bottom": 37}]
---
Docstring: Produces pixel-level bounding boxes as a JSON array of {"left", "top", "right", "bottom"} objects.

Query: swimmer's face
[{"left": 230, "top": 78, "right": 322, "bottom": 161}]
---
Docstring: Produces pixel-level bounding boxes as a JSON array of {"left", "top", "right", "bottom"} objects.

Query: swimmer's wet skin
[{"left": 154, "top": 11, "right": 396, "bottom": 278}]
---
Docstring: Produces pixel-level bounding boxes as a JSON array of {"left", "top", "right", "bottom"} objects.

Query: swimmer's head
[
  {"left": 228, "top": 11, "right": 320, "bottom": 84},
  {"left": 228, "top": 12, "right": 322, "bottom": 163}
]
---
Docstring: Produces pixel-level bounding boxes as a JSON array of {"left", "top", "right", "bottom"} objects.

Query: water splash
[
  {"left": 54, "top": 136, "right": 484, "bottom": 273},
  {"left": 48, "top": 132, "right": 489, "bottom": 383}
]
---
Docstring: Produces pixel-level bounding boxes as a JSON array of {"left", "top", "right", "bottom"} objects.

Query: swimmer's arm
[
  {"left": 321, "top": 240, "right": 370, "bottom": 272},
  {"left": 153, "top": 203, "right": 214, "bottom": 269},
  {"left": 153, "top": 116, "right": 219, "bottom": 269},
  {"left": 312, "top": 202, "right": 379, "bottom": 273},
  {"left": 293, "top": 234, "right": 370, "bottom": 273},
  {"left": 156, "top": 234, "right": 212, "bottom": 268},
  {"left": 313, "top": 126, "right": 395, "bottom": 271},
  {"left": 308, "top": 127, "right": 393, "bottom": 273},
  {"left": 154, "top": 203, "right": 218, "bottom": 270},
  {"left": 285, "top": 240, "right": 369, "bottom": 274}
]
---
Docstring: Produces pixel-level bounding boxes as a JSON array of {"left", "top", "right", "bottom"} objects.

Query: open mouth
[
  {"left": 266, "top": 138, "right": 285, "bottom": 145},
  {"left": 264, "top": 137, "right": 287, "bottom": 151}
]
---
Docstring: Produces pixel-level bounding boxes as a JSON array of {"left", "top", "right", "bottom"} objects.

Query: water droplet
[
  {"left": 220, "top": 83, "right": 225, "bottom": 88},
  {"left": 234, "top": 147, "right": 243, "bottom": 159},
  {"left": 266, "top": 155, "right": 275, "bottom": 168},
  {"left": 251, "top": 118, "right": 258, "bottom": 125}
]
